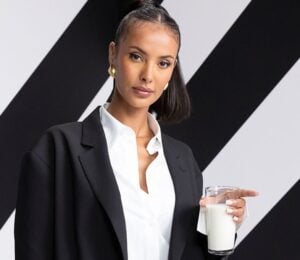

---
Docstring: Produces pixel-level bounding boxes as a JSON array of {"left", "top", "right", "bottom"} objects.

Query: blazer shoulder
[
  {"left": 29, "top": 121, "right": 83, "bottom": 164},
  {"left": 47, "top": 121, "right": 82, "bottom": 136},
  {"left": 162, "top": 133, "right": 193, "bottom": 154},
  {"left": 36, "top": 121, "right": 82, "bottom": 145}
]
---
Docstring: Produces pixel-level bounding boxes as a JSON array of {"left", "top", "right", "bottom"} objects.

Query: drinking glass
[{"left": 205, "top": 186, "right": 238, "bottom": 256}]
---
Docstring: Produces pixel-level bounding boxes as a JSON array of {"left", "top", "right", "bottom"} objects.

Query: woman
[{"left": 14, "top": 1, "right": 257, "bottom": 260}]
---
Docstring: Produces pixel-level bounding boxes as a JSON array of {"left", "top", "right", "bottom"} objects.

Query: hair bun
[
  {"left": 138, "top": 0, "right": 163, "bottom": 7},
  {"left": 120, "top": 0, "right": 163, "bottom": 19}
]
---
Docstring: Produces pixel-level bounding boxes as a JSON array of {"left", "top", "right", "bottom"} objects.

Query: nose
[{"left": 140, "top": 63, "right": 153, "bottom": 84}]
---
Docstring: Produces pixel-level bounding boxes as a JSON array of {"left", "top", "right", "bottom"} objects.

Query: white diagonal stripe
[
  {"left": 0, "top": 0, "right": 87, "bottom": 115},
  {"left": 0, "top": 211, "right": 15, "bottom": 259},
  {"left": 78, "top": 77, "right": 113, "bottom": 121}
]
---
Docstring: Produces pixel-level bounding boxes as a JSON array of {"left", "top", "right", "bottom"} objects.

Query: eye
[
  {"left": 159, "top": 60, "right": 171, "bottom": 69},
  {"left": 129, "top": 52, "right": 143, "bottom": 62}
]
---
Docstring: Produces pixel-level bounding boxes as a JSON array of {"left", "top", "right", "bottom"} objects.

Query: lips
[
  {"left": 132, "top": 86, "right": 154, "bottom": 93},
  {"left": 132, "top": 86, "right": 154, "bottom": 97}
]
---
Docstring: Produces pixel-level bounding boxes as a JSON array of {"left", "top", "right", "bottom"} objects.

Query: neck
[{"left": 107, "top": 98, "right": 152, "bottom": 138}]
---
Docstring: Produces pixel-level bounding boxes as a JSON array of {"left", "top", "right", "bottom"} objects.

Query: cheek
[
  {"left": 157, "top": 69, "right": 173, "bottom": 87},
  {"left": 117, "top": 59, "right": 135, "bottom": 84}
]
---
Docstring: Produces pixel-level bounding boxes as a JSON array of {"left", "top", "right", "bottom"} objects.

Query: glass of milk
[{"left": 205, "top": 186, "right": 238, "bottom": 256}]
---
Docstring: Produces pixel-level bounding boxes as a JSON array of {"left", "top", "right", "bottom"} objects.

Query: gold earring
[{"left": 108, "top": 65, "right": 116, "bottom": 78}]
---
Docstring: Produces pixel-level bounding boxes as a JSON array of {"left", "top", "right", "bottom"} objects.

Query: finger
[
  {"left": 225, "top": 189, "right": 258, "bottom": 200},
  {"left": 233, "top": 215, "right": 244, "bottom": 224},
  {"left": 236, "top": 189, "right": 259, "bottom": 198},
  {"left": 226, "top": 198, "right": 246, "bottom": 208},
  {"left": 199, "top": 197, "right": 206, "bottom": 207},
  {"left": 226, "top": 207, "right": 245, "bottom": 217},
  {"left": 199, "top": 196, "right": 215, "bottom": 206}
]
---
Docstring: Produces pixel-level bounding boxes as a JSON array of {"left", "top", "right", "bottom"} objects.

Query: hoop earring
[{"left": 108, "top": 65, "right": 116, "bottom": 78}]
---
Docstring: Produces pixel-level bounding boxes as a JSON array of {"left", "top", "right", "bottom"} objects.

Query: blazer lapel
[
  {"left": 79, "top": 107, "right": 128, "bottom": 260},
  {"left": 163, "top": 136, "right": 196, "bottom": 260}
]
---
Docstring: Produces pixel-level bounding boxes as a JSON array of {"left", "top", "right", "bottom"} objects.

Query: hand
[{"left": 200, "top": 189, "right": 258, "bottom": 224}]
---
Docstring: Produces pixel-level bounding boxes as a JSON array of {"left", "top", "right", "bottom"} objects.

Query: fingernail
[
  {"left": 226, "top": 200, "right": 233, "bottom": 205},
  {"left": 226, "top": 208, "right": 233, "bottom": 214}
]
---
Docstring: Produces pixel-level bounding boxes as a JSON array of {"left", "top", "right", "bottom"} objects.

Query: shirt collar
[{"left": 99, "top": 104, "right": 162, "bottom": 155}]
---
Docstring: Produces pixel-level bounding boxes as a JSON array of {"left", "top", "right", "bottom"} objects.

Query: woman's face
[{"left": 109, "top": 21, "right": 179, "bottom": 110}]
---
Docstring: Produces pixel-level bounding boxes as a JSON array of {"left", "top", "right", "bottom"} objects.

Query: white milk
[{"left": 205, "top": 204, "right": 236, "bottom": 252}]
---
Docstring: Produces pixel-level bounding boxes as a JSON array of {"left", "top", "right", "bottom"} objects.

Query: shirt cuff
[{"left": 197, "top": 207, "right": 207, "bottom": 235}]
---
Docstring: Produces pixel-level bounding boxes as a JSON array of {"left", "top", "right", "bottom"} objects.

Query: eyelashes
[
  {"left": 159, "top": 60, "right": 171, "bottom": 69},
  {"left": 129, "top": 52, "right": 172, "bottom": 69},
  {"left": 129, "top": 52, "right": 142, "bottom": 62}
]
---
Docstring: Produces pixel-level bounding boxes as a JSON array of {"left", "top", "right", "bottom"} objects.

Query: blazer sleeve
[
  {"left": 14, "top": 151, "right": 54, "bottom": 260},
  {"left": 191, "top": 152, "right": 203, "bottom": 200}
]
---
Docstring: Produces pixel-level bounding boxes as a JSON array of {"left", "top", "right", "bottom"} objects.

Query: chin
[
  {"left": 116, "top": 90, "right": 158, "bottom": 110},
  {"left": 127, "top": 98, "right": 155, "bottom": 110}
]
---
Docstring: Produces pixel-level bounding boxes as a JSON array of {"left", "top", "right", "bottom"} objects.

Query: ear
[
  {"left": 174, "top": 58, "right": 178, "bottom": 67},
  {"left": 108, "top": 41, "right": 117, "bottom": 65}
]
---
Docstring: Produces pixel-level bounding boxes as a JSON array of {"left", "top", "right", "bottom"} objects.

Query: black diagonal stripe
[
  {"left": 164, "top": 0, "right": 300, "bottom": 171},
  {"left": 231, "top": 180, "right": 300, "bottom": 260},
  {"left": 0, "top": 0, "right": 122, "bottom": 227}
]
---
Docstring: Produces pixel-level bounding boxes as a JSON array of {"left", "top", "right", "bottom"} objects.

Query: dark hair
[{"left": 109, "top": 0, "right": 191, "bottom": 124}]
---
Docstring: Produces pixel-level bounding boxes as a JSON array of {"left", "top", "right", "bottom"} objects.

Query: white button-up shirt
[{"left": 99, "top": 105, "right": 175, "bottom": 260}]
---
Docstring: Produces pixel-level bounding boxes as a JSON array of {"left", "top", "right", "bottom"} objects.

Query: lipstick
[{"left": 132, "top": 86, "right": 154, "bottom": 98}]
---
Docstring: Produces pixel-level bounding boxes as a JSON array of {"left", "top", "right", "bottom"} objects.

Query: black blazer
[{"left": 15, "top": 106, "right": 221, "bottom": 260}]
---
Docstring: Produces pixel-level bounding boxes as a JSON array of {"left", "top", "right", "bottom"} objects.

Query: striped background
[{"left": 0, "top": 0, "right": 299, "bottom": 259}]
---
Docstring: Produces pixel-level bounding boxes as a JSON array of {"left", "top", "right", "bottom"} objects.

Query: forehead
[{"left": 119, "top": 21, "right": 179, "bottom": 55}]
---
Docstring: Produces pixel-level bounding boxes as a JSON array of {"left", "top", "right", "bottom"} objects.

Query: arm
[{"left": 14, "top": 151, "right": 53, "bottom": 260}]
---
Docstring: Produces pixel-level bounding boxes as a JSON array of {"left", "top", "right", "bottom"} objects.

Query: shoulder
[
  {"left": 47, "top": 121, "right": 83, "bottom": 139},
  {"left": 35, "top": 121, "right": 82, "bottom": 146},
  {"left": 29, "top": 121, "right": 83, "bottom": 164}
]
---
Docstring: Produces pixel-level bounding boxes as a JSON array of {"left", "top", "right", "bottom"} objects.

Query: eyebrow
[{"left": 129, "top": 46, "right": 176, "bottom": 60}]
